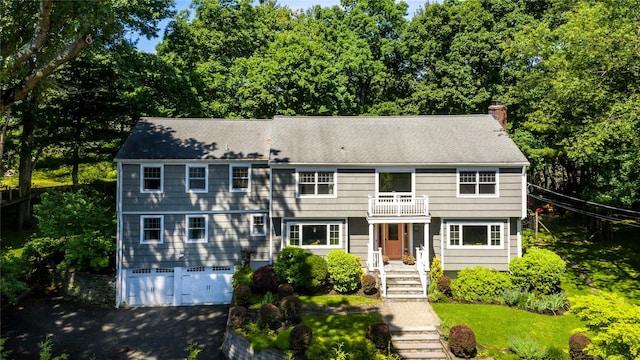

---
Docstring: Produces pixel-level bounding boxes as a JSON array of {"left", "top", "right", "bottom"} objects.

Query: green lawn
[{"left": 432, "top": 303, "right": 584, "bottom": 357}]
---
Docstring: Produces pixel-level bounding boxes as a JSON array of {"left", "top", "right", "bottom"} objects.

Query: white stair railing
[
  {"left": 416, "top": 246, "right": 428, "bottom": 297},
  {"left": 373, "top": 247, "right": 386, "bottom": 297}
]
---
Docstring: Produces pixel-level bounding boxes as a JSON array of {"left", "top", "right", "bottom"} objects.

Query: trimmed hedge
[
  {"left": 509, "top": 247, "right": 566, "bottom": 295},
  {"left": 274, "top": 247, "right": 311, "bottom": 290},
  {"left": 451, "top": 266, "right": 513, "bottom": 303},
  {"left": 305, "top": 254, "right": 328, "bottom": 292},
  {"left": 326, "top": 250, "right": 363, "bottom": 293},
  {"left": 449, "top": 324, "right": 477, "bottom": 358}
]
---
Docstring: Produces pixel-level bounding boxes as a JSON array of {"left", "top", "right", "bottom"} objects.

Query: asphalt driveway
[{"left": 1, "top": 296, "right": 228, "bottom": 360}]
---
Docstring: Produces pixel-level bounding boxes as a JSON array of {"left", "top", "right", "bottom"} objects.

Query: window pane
[
  {"left": 299, "top": 172, "right": 315, "bottom": 183},
  {"left": 491, "top": 225, "right": 501, "bottom": 246},
  {"left": 189, "top": 167, "right": 205, "bottom": 178},
  {"left": 317, "top": 184, "right": 333, "bottom": 195},
  {"left": 145, "top": 229, "right": 160, "bottom": 242},
  {"left": 459, "top": 172, "right": 476, "bottom": 183},
  {"left": 143, "top": 217, "right": 161, "bottom": 242},
  {"left": 144, "top": 179, "right": 161, "bottom": 190},
  {"left": 479, "top": 171, "right": 495, "bottom": 183},
  {"left": 450, "top": 225, "right": 460, "bottom": 246},
  {"left": 462, "top": 225, "right": 487, "bottom": 246},
  {"left": 459, "top": 184, "right": 476, "bottom": 194},
  {"left": 330, "top": 225, "right": 340, "bottom": 245},
  {"left": 232, "top": 167, "right": 249, "bottom": 189},
  {"left": 299, "top": 184, "right": 315, "bottom": 195},
  {"left": 143, "top": 167, "right": 161, "bottom": 190},
  {"left": 379, "top": 172, "right": 411, "bottom": 192},
  {"left": 253, "top": 215, "right": 265, "bottom": 234},
  {"left": 190, "top": 179, "right": 206, "bottom": 189},
  {"left": 479, "top": 184, "right": 496, "bottom": 194},
  {"left": 302, "top": 225, "right": 327, "bottom": 246},
  {"left": 289, "top": 225, "right": 300, "bottom": 246}
]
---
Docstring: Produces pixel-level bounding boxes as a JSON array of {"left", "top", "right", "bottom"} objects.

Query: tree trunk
[{"left": 16, "top": 107, "right": 35, "bottom": 229}]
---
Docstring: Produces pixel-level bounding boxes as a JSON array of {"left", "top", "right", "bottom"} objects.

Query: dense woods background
[{"left": 1, "top": 0, "right": 639, "bottom": 230}]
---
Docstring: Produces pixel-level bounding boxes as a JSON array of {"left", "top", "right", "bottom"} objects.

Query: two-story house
[{"left": 114, "top": 106, "right": 529, "bottom": 307}]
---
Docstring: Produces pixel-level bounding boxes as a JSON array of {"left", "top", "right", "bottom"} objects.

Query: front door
[{"left": 384, "top": 223, "right": 403, "bottom": 259}]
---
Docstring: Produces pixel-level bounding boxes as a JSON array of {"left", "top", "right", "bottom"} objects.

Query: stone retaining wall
[
  {"left": 61, "top": 271, "right": 116, "bottom": 307},
  {"left": 221, "top": 328, "right": 288, "bottom": 360}
]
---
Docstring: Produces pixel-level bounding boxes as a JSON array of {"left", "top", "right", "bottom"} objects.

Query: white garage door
[
  {"left": 126, "top": 268, "right": 175, "bottom": 306},
  {"left": 181, "top": 266, "right": 233, "bottom": 305}
]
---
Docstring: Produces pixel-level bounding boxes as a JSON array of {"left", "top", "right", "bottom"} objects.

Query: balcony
[{"left": 367, "top": 195, "right": 429, "bottom": 217}]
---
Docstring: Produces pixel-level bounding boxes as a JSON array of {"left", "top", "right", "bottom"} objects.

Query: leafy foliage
[
  {"left": 304, "top": 254, "right": 328, "bottom": 293},
  {"left": 326, "top": 250, "right": 364, "bottom": 293},
  {"left": 232, "top": 265, "right": 253, "bottom": 288},
  {"left": 448, "top": 325, "right": 477, "bottom": 358},
  {"left": 0, "top": 252, "right": 29, "bottom": 306},
  {"left": 366, "top": 323, "right": 392, "bottom": 350},
  {"left": 251, "top": 264, "right": 279, "bottom": 293},
  {"left": 289, "top": 324, "right": 313, "bottom": 354},
  {"left": 361, "top": 274, "right": 378, "bottom": 295},
  {"left": 429, "top": 257, "right": 443, "bottom": 284},
  {"left": 274, "top": 246, "right": 311, "bottom": 290},
  {"left": 509, "top": 247, "right": 566, "bottom": 295},
  {"left": 451, "top": 266, "right": 513, "bottom": 303},
  {"left": 232, "top": 284, "right": 251, "bottom": 306},
  {"left": 280, "top": 295, "right": 302, "bottom": 325},
  {"left": 570, "top": 293, "right": 640, "bottom": 359},
  {"left": 508, "top": 336, "right": 546, "bottom": 360}
]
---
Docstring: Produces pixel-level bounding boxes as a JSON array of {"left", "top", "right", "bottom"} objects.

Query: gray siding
[
  {"left": 348, "top": 217, "right": 369, "bottom": 260},
  {"left": 122, "top": 212, "right": 270, "bottom": 268},
  {"left": 438, "top": 217, "right": 520, "bottom": 271},
  {"left": 120, "top": 163, "right": 269, "bottom": 212},
  {"left": 271, "top": 167, "right": 524, "bottom": 219}
]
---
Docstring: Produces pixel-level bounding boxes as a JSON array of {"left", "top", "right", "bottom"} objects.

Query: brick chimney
[{"left": 488, "top": 104, "right": 507, "bottom": 131}]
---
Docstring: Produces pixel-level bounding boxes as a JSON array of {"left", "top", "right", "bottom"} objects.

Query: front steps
[
  {"left": 391, "top": 326, "right": 449, "bottom": 360},
  {"left": 384, "top": 267, "right": 427, "bottom": 300}
]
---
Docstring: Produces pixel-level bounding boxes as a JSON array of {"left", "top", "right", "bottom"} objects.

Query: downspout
[
  {"left": 268, "top": 166, "right": 273, "bottom": 264},
  {"left": 115, "top": 161, "right": 124, "bottom": 308}
]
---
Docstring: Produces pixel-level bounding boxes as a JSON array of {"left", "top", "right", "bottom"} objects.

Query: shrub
[
  {"left": 508, "top": 247, "right": 566, "bottom": 295},
  {"left": 501, "top": 288, "right": 529, "bottom": 307},
  {"left": 366, "top": 323, "right": 392, "bottom": 350},
  {"left": 229, "top": 305, "right": 247, "bottom": 329},
  {"left": 451, "top": 266, "right": 513, "bottom": 303},
  {"left": 449, "top": 325, "right": 477, "bottom": 358},
  {"left": 430, "top": 257, "right": 443, "bottom": 283},
  {"left": 290, "top": 324, "right": 313, "bottom": 354},
  {"left": 327, "top": 250, "right": 363, "bottom": 293},
  {"left": 258, "top": 303, "right": 279, "bottom": 329},
  {"left": 275, "top": 329, "right": 291, "bottom": 350},
  {"left": 260, "top": 291, "right": 276, "bottom": 305},
  {"left": 251, "top": 264, "right": 279, "bottom": 293},
  {"left": 232, "top": 284, "right": 251, "bottom": 306},
  {"left": 361, "top": 274, "right": 378, "bottom": 295},
  {"left": 305, "top": 254, "right": 328, "bottom": 292},
  {"left": 350, "top": 338, "right": 384, "bottom": 360},
  {"left": 280, "top": 295, "right": 302, "bottom": 324},
  {"left": 277, "top": 283, "right": 295, "bottom": 299},
  {"left": 0, "top": 253, "right": 29, "bottom": 306},
  {"left": 546, "top": 346, "right": 569, "bottom": 360},
  {"left": 569, "top": 333, "right": 594, "bottom": 360},
  {"left": 59, "top": 233, "right": 115, "bottom": 273},
  {"left": 274, "top": 247, "right": 311, "bottom": 289},
  {"left": 509, "top": 336, "right": 546, "bottom": 360},
  {"left": 436, "top": 275, "right": 452, "bottom": 296},
  {"left": 232, "top": 265, "right": 253, "bottom": 288}
]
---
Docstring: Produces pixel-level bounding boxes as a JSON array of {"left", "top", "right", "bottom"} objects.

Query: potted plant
[
  {"left": 382, "top": 255, "right": 390, "bottom": 265},
  {"left": 402, "top": 254, "right": 416, "bottom": 265}
]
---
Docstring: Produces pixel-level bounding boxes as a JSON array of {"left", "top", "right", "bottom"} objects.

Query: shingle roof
[
  {"left": 115, "top": 118, "right": 272, "bottom": 160},
  {"left": 115, "top": 115, "right": 529, "bottom": 166},
  {"left": 270, "top": 115, "right": 529, "bottom": 165}
]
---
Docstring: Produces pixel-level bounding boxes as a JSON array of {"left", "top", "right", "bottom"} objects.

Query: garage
[
  {"left": 126, "top": 268, "right": 175, "bottom": 306},
  {"left": 181, "top": 266, "right": 234, "bottom": 305}
]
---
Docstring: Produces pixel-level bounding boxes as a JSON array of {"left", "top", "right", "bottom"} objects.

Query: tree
[{"left": 0, "top": 0, "right": 174, "bottom": 165}]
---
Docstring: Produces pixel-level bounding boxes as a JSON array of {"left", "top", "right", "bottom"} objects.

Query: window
[
  {"left": 288, "top": 223, "right": 341, "bottom": 247},
  {"left": 458, "top": 170, "right": 498, "bottom": 196},
  {"left": 378, "top": 172, "right": 412, "bottom": 193},
  {"left": 297, "top": 170, "right": 336, "bottom": 197},
  {"left": 186, "top": 165, "right": 207, "bottom": 192},
  {"left": 141, "top": 216, "right": 163, "bottom": 244},
  {"left": 448, "top": 223, "right": 503, "bottom": 248},
  {"left": 141, "top": 165, "right": 163, "bottom": 192},
  {"left": 186, "top": 215, "right": 208, "bottom": 243},
  {"left": 230, "top": 164, "right": 250, "bottom": 192},
  {"left": 251, "top": 214, "right": 267, "bottom": 236}
]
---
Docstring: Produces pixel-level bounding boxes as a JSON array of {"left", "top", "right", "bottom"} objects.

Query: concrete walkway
[{"left": 378, "top": 300, "right": 442, "bottom": 329}]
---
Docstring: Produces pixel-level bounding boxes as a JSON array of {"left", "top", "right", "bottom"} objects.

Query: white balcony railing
[{"left": 367, "top": 195, "right": 429, "bottom": 217}]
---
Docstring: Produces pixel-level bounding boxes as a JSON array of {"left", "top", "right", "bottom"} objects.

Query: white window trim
[
  {"left": 446, "top": 221, "right": 504, "bottom": 249},
  {"left": 286, "top": 222, "right": 342, "bottom": 249},
  {"left": 140, "top": 215, "right": 164, "bottom": 244},
  {"left": 250, "top": 214, "right": 267, "bottom": 236},
  {"left": 186, "top": 215, "right": 208, "bottom": 243},
  {"left": 375, "top": 168, "right": 416, "bottom": 198},
  {"left": 229, "top": 164, "right": 251, "bottom": 192},
  {"left": 295, "top": 169, "right": 337, "bottom": 198},
  {"left": 140, "top": 164, "right": 164, "bottom": 193},
  {"left": 456, "top": 168, "right": 500, "bottom": 198},
  {"left": 185, "top": 164, "right": 208, "bottom": 193}
]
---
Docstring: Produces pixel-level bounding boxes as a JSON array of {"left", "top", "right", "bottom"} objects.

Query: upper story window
[
  {"left": 448, "top": 222, "right": 502, "bottom": 248},
  {"left": 141, "top": 165, "right": 163, "bottom": 193},
  {"left": 141, "top": 215, "right": 164, "bottom": 244},
  {"left": 457, "top": 169, "right": 498, "bottom": 197},
  {"left": 230, "top": 164, "right": 251, "bottom": 192},
  {"left": 287, "top": 222, "right": 341, "bottom": 248},
  {"left": 186, "top": 165, "right": 208, "bottom": 193},
  {"left": 251, "top": 214, "right": 267, "bottom": 236},
  {"left": 186, "top": 215, "right": 208, "bottom": 243},
  {"left": 297, "top": 170, "right": 336, "bottom": 197}
]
